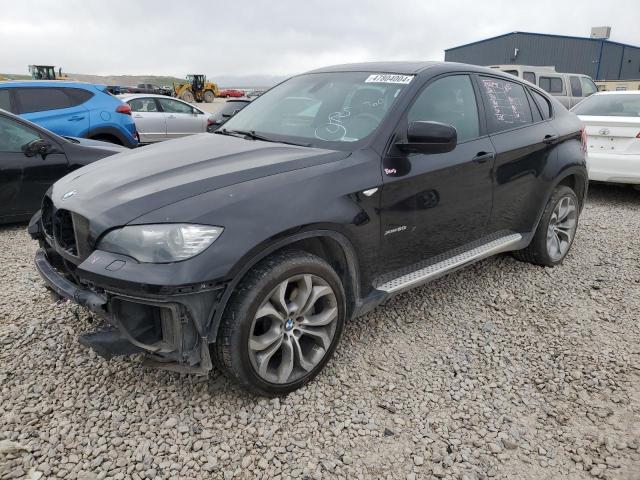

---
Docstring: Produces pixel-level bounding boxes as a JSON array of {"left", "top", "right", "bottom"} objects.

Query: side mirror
[
  {"left": 396, "top": 121, "right": 457, "bottom": 154},
  {"left": 22, "top": 139, "right": 53, "bottom": 158}
]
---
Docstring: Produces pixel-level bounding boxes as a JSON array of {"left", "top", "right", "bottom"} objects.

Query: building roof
[{"left": 446, "top": 31, "right": 640, "bottom": 52}]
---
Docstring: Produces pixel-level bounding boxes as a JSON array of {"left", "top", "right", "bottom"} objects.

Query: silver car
[{"left": 118, "top": 94, "right": 213, "bottom": 143}]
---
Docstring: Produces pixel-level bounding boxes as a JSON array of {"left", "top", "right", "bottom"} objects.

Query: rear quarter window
[
  {"left": 65, "top": 88, "right": 94, "bottom": 106},
  {"left": 530, "top": 89, "right": 552, "bottom": 119},
  {"left": 15, "top": 88, "right": 71, "bottom": 113}
]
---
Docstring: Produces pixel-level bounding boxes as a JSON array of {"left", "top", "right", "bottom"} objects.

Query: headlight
[{"left": 98, "top": 224, "right": 223, "bottom": 263}]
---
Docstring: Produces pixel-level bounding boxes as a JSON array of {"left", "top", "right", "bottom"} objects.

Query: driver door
[
  {"left": 0, "top": 115, "right": 68, "bottom": 219},
  {"left": 379, "top": 74, "right": 495, "bottom": 273}
]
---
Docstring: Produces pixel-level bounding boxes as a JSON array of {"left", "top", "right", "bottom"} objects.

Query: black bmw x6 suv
[{"left": 30, "top": 62, "right": 587, "bottom": 396}]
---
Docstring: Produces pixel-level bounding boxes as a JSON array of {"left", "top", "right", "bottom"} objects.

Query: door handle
[
  {"left": 472, "top": 151, "right": 495, "bottom": 163},
  {"left": 68, "top": 115, "right": 85, "bottom": 121},
  {"left": 167, "top": 115, "right": 176, "bottom": 119},
  {"left": 133, "top": 114, "right": 142, "bottom": 118},
  {"left": 543, "top": 134, "right": 559, "bottom": 145}
]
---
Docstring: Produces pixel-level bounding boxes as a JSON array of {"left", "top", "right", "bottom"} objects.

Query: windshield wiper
[{"left": 216, "top": 128, "right": 311, "bottom": 147}]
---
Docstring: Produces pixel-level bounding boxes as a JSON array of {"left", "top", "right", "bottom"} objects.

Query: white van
[{"left": 489, "top": 65, "right": 598, "bottom": 109}]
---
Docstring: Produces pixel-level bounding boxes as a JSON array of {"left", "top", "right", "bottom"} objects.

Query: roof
[
  {"left": 307, "top": 61, "right": 443, "bottom": 74},
  {"left": 446, "top": 31, "right": 640, "bottom": 52},
  {"left": 0, "top": 80, "right": 97, "bottom": 88}
]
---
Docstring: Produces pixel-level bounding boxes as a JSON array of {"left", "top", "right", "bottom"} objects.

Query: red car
[{"left": 218, "top": 89, "right": 245, "bottom": 98}]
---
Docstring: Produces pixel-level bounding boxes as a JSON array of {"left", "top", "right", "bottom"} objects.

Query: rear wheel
[
  {"left": 513, "top": 185, "right": 579, "bottom": 266},
  {"left": 180, "top": 90, "right": 195, "bottom": 103},
  {"left": 213, "top": 251, "right": 346, "bottom": 397},
  {"left": 203, "top": 90, "right": 215, "bottom": 103}
]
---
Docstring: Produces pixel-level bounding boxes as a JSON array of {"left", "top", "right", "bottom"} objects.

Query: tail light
[
  {"left": 636, "top": 132, "right": 640, "bottom": 139},
  {"left": 207, "top": 118, "right": 215, "bottom": 127},
  {"left": 580, "top": 126, "right": 588, "bottom": 153},
  {"left": 116, "top": 104, "right": 132, "bottom": 115}
]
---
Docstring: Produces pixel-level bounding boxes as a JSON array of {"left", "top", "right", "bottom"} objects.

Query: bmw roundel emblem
[
  {"left": 599, "top": 128, "right": 610, "bottom": 136},
  {"left": 62, "top": 190, "right": 78, "bottom": 200}
]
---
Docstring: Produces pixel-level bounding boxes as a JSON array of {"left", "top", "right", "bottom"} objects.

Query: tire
[
  {"left": 513, "top": 185, "right": 579, "bottom": 267},
  {"left": 180, "top": 90, "right": 195, "bottom": 103},
  {"left": 213, "top": 251, "right": 346, "bottom": 397},
  {"left": 203, "top": 90, "right": 215, "bottom": 103}
]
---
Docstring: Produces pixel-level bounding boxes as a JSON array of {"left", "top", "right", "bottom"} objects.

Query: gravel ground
[{"left": 1, "top": 183, "right": 639, "bottom": 480}]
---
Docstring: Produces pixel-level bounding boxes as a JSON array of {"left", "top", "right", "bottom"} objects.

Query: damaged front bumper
[{"left": 31, "top": 215, "right": 224, "bottom": 375}]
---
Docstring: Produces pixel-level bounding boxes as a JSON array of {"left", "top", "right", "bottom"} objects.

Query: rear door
[
  {"left": 477, "top": 75, "right": 560, "bottom": 233},
  {"left": 15, "top": 87, "right": 90, "bottom": 137},
  {"left": 0, "top": 114, "right": 68, "bottom": 218},
  {"left": 128, "top": 97, "right": 167, "bottom": 142},
  {"left": 157, "top": 98, "right": 205, "bottom": 138}
]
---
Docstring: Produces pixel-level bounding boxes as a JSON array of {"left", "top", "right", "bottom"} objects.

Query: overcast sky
[{"left": 1, "top": 0, "right": 638, "bottom": 78}]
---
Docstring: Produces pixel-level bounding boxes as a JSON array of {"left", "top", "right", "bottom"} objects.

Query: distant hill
[{"left": 1, "top": 72, "right": 286, "bottom": 88}]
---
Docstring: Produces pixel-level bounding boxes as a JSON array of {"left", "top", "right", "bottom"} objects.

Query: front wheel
[
  {"left": 213, "top": 251, "right": 346, "bottom": 396},
  {"left": 513, "top": 185, "right": 579, "bottom": 266},
  {"left": 203, "top": 90, "right": 215, "bottom": 103},
  {"left": 180, "top": 91, "right": 195, "bottom": 103}
]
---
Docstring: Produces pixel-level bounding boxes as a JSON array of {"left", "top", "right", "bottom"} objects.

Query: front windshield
[
  {"left": 572, "top": 94, "right": 640, "bottom": 117},
  {"left": 221, "top": 71, "right": 414, "bottom": 148}
]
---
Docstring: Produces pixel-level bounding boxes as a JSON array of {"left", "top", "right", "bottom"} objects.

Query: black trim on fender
[
  {"left": 86, "top": 126, "right": 137, "bottom": 148},
  {"left": 207, "top": 229, "right": 361, "bottom": 342}
]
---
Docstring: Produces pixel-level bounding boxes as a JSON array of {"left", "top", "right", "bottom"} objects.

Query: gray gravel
[{"left": 1, "top": 183, "right": 639, "bottom": 480}]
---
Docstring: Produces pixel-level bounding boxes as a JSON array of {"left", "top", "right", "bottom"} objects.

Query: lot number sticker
[{"left": 365, "top": 74, "right": 414, "bottom": 84}]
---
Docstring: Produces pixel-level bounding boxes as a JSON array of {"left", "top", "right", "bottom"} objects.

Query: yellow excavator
[
  {"left": 173, "top": 74, "right": 218, "bottom": 103},
  {"left": 29, "top": 65, "right": 69, "bottom": 80}
]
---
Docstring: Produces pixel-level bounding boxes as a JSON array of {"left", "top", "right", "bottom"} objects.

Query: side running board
[{"left": 375, "top": 233, "right": 523, "bottom": 294}]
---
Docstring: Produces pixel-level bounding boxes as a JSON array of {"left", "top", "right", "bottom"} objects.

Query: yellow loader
[{"left": 173, "top": 74, "right": 218, "bottom": 103}]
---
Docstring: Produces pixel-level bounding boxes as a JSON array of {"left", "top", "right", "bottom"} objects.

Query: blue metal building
[{"left": 444, "top": 32, "right": 640, "bottom": 80}]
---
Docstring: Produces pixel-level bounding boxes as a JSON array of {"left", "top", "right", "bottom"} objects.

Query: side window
[
  {"left": 0, "top": 90, "right": 13, "bottom": 112},
  {"left": 478, "top": 76, "right": 533, "bottom": 133},
  {"left": 569, "top": 76, "right": 583, "bottom": 97},
  {"left": 407, "top": 75, "right": 479, "bottom": 143},
  {"left": 523, "top": 72, "right": 536, "bottom": 84},
  {"left": 15, "top": 88, "right": 71, "bottom": 113},
  {"left": 158, "top": 98, "right": 194, "bottom": 114},
  {"left": 503, "top": 70, "right": 518, "bottom": 77},
  {"left": 530, "top": 90, "right": 552, "bottom": 119},
  {"left": 128, "top": 98, "right": 158, "bottom": 112},
  {"left": 539, "top": 76, "right": 564, "bottom": 95},
  {"left": 0, "top": 115, "right": 40, "bottom": 152},
  {"left": 65, "top": 88, "right": 94, "bottom": 106},
  {"left": 580, "top": 77, "right": 598, "bottom": 97}
]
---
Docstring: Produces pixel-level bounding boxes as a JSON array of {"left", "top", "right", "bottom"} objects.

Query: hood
[{"left": 51, "top": 133, "right": 346, "bottom": 236}]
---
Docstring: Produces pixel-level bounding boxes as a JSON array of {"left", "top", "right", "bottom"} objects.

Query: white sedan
[
  {"left": 118, "top": 94, "right": 214, "bottom": 143},
  {"left": 572, "top": 91, "right": 640, "bottom": 185}
]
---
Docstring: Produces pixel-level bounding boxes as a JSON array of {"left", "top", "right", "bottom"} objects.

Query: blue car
[{"left": 0, "top": 81, "right": 139, "bottom": 147}]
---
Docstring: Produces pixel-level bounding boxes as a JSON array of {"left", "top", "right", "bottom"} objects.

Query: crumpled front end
[{"left": 29, "top": 204, "right": 224, "bottom": 375}]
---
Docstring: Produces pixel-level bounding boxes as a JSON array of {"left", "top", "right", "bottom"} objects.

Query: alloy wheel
[
  {"left": 248, "top": 274, "right": 338, "bottom": 384},
  {"left": 546, "top": 195, "right": 577, "bottom": 262}
]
